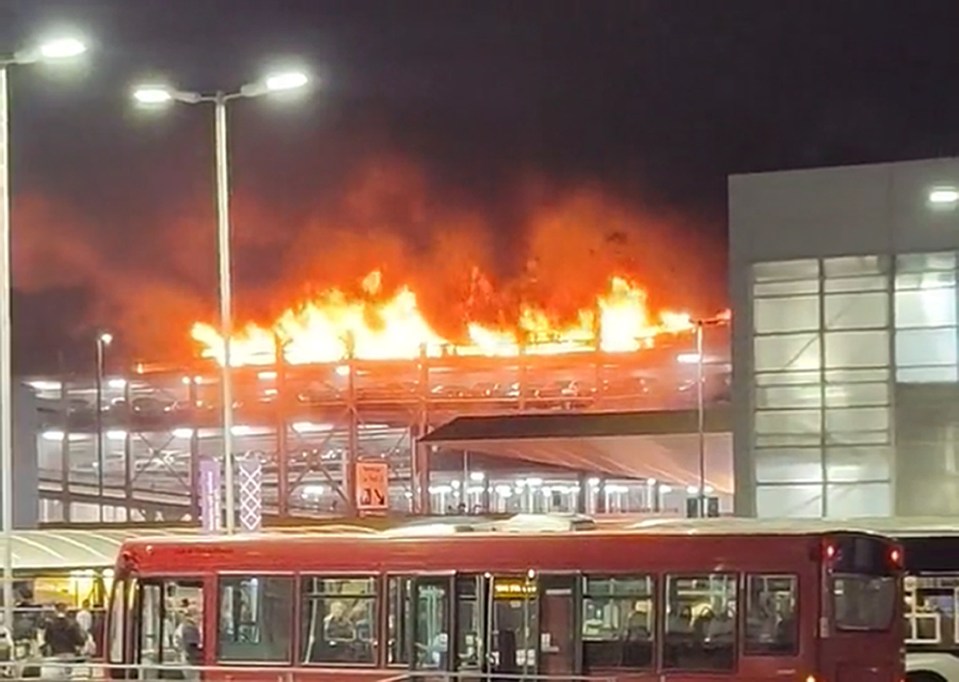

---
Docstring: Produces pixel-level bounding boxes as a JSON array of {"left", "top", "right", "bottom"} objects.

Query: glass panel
[
  {"left": 824, "top": 292, "right": 888, "bottom": 330},
  {"left": 826, "top": 483, "right": 891, "bottom": 517},
  {"left": 896, "top": 328, "right": 958, "bottom": 368},
  {"left": 138, "top": 580, "right": 203, "bottom": 676},
  {"left": 455, "top": 576, "right": 481, "bottom": 670},
  {"left": 754, "top": 370, "right": 821, "bottom": 387},
  {"left": 755, "top": 484, "right": 822, "bottom": 518},
  {"left": 755, "top": 385, "right": 821, "bottom": 409},
  {"left": 108, "top": 580, "right": 125, "bottom": 664},
  {"left": 896, "top": 252, "right": 956, "bottom": 274},
  {"left": 897, "top": 366, "right": 959, "bottom": 383},
  {"left": 832, "top": 575, "right": 897, "bottom": 631},
  {"left": 894, "top": 288, "right": 957, "bottom": 328},
  {"left": 824, "top": 383, "right": 889, "bottom": 408},
  {"left": 825, "top": 447, "right": 891, "bottom": 482},
  {"left": 300, "top": 577, "right": 376, "bottom": 665},
  {"left": 824, "top": 407, "right": 889, "bottom": 433},
  {"left": 413, "top": 580, "right": 449, "bottom": 670},
  {"left": 754, "top": 409, "right": 820, "bottom": 435},
  {"left": 753, "top": 448, "right": 822, "bottom": 484},
  {"left": 754, "top": 297, "right": 819, "bottom": 334},
  {"left": 824, "top": 275, "right": 888, "bottom": 293},
  {"left": 387, "top": 577, "right": 410, "bottom": 665},
  {"left": 824, "top": 368, "right": 891, "bottom": 383},
  {"left": 218, "top": 576, "right": 293, "bottom": 663},
  {"left": 755, "top": 433, "right": 823, "bottom": 449},
  {"left": 754, "top": 259, "right": 820, "bottom": 282},
  {"left": 138, "top": 583, "right": 162, "bottom": 667},
  {"left": 824, "top": 330, "right": 890, "bottom": 368},
  {"left": 753, "top": 280, "right": 819, "bottom": 297},
  {"left": 824, "top": 255, "right": 884, "bottom": 278},
  {"left": 754, "top": 334, "right": 821, "bottom": 372},
  {"left": 539, "top": 576, "right": 575, "bottom": 676},
  {"left": 490, "top": 576, "right": 537, "bottom": 676},
  {"left": 582, "top": 575, "right": 654, "bottom": 670},
  {"left": 663, "top": 574, "right": 736, "bottom": 671},
  {"left": 745, "top": 575, "right": 798, "bottom": 655}
]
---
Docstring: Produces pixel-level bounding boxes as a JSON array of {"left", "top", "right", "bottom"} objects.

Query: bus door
[
  {"left": 410, "top": 576, "right": 453, "bottom": 672},
  {"left": 537, "top": 574, "right": 577, "bottom": 676},
  {"left": 486, "top": 573, "right": 539, "bottom": 677},
  {"left": 132, "top": 577, "right": 205, "bottom": 680}
]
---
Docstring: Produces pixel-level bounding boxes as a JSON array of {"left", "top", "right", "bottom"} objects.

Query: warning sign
[{"left": 356, "top": 461, "right": 389, "bottom": 511}]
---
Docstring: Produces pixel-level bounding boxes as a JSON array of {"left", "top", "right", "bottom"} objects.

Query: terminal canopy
[{"left": 421, "top": 409, "right": 733, "bottom": 493}]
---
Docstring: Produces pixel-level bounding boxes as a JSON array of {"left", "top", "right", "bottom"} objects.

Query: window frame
[
  {"left": 297, "top": 573, "right": 381, "bottom": 668},
  {"left": 661, "top": 572, "right": 739, "bottom": 673},
  {"left": 215, "top": 571, "right": 296, "bottom": 666},
  {"left": 580, "top": 572, "right": 657, "bottom": 671},
  {"left": 743, "top": 573, "right": 800, "bottom": 657}
]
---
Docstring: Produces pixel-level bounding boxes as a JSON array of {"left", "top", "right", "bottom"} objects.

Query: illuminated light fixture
[
  {"left": 646, "top": 478, "right": 657, "bottom": 486},
  {"left": 180, "top": 376, "right": 192, "bottom": 386},
  {"left": 257, "top": 370, "right": 277, "bottom": 381},
  {"left": 587, "top": 477, "right": 600, "bottom": 488},
  {"left": 42, "top": 430, "right": 65, "bottom": 442},
  {"left": 38, "top": 37, "right": 86, "bottom": 60},
  {"left": 106, "top": 430, "right": 127, "bottom": 441},
  {"left": 677, "top": 352, "right": 701, "bottom": 364},
  {"left": 132, "top": 86, "right": 174, "bottom": 105},
  {"left": 660, "top": 484, "right": 673, "bottom": 494},
  {"left": 301, "top": 484, "right": 325, "bottom": 497},
  {"left": 929, "top": 187, "right": 959, "bottom": 205},
  {"left": 172, "top": 427, "right": 194, "bottom": 439},
  {"left": 526, "top": 477, "right": 543, "bottom": 487},
  {"left": 334, "top": 365, "right": 351, "bottom": 377},
  {"left": 231, "top": 425, "right": 254, "bottom": 436},
  {"left": 890, "top": 547, "right": 902, "bottom": 565},
  {"left": 686, "top": 485, "right": 699, "bottom": 495},
  {"left": 291, "top": 421, "right": 332, "bottom": 434},
  {"left": 469, "top": 471, "right": 485, "bottom": 482},
  {"left": 107, "top": 378, "right": 127, "bottom": 390},
  {"left": 28, "top": 380, "right": 61, "bottom": 391},
  {"left": 264, "top": 71, "right": 309, "bottom": 92}
]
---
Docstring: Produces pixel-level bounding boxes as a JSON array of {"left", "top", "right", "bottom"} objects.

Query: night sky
[{"left": 3, "top": 0, "right": 959, "bottom": 372}]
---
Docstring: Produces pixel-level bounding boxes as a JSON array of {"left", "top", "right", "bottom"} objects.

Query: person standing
[{"left": 39, "top": 603, "right": 84, "bottom": 680}]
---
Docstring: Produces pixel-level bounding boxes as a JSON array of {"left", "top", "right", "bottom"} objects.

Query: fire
[{"left": 191, "top": 271, "right": 695, "bottom": 366}]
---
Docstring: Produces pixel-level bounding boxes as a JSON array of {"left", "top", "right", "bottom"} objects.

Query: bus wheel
[{"left": 908, "top": 672, "right": 946, "bottom": 682}]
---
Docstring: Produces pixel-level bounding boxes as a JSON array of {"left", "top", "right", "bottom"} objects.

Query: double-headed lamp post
[
  {"left": 0, "top": 34, "right": 86, "bottom": 632},
  {"left": 132, "top": 71, "right": 309, "bottom": 534}
]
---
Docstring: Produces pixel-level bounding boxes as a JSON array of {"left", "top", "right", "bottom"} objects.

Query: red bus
[{"left": 106, "top": 516, "right": 904, "bottom": 681}]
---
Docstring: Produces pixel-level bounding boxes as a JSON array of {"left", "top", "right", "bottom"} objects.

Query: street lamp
[
  {"left": 95, "top": 332, "right": 112, "bottom": 522},
  {"left": 687, "top": 314, "right": 729, "bottom": 518},
  {"left": 132, "top": 70, "right": 310, "bottom": 533},
  {"left": 0, "top": 32, "right": 87, "bottom": 633}
]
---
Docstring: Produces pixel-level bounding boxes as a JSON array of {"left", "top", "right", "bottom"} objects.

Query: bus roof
[
  {"left": 625, "top": 516, "right": 959, "bottom": 537},
  {"left": 119, "top": 513, "right": 899, "bottom": 551}
]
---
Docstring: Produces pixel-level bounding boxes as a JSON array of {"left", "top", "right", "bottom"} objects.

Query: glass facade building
[{"left": 730, "top": 158, "right": 959, "bottom": 517}]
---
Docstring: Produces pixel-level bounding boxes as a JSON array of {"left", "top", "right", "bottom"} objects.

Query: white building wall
[{"left": 729, "top": 157, "right": 959, "bottom": 518}]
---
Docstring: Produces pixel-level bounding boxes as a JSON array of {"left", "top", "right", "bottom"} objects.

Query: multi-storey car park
[{"left": 20, "top": 325, "right": 731, "bottom": 525}]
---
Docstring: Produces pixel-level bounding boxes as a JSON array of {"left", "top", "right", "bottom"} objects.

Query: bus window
[
  {"left": 413, "top": 578, "right": 450, "bottom": 670},
  {"left": 489, "top": 575, "right": 538, "bottom": 676},
  {"left": 135, "top": 579, "right": 203, "bottom": 677},
  {"left": 107, "top": 579, "right": 125, "bottom": 664},
  {"left": 387, "top": 577, "right": 411, "bottom": 665},
  {"left": 454, "top": 576, "right": 482, "bottom": 670},
  {"left": 744, "top": 575, "right": 798, "bottom": 656},
  {"left": 300, "top": 577, "right": 376, "bottom": 665},
  {"left": 833, "top": 575, "right": 896, "bottom": 631},
  {"left": 581, "top": 574, "right": 654, "bottom": 670},
  {"left": 663, "top": 573, "right": 737, "bottom": 671},
  {"left": 218, "top": 576, "right": 293, "bottom": 663}
]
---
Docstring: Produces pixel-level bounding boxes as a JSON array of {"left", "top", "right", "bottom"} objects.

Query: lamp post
[
  {"left": 0, "top": 34, "right": 86, "bottom": 632},
  {"left": 688, "top": 315, "right": 729, "bottom": 517},
  {"left": 95, "top": 332, "right": 112, "bottom": 522},
  {"left": 132, "top": 71, "right": 309, "bottom": 533}
]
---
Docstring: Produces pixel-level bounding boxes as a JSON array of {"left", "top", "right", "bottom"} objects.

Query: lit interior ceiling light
[{"left": 929, "top": 187, "right": 959, "bottom": 205}]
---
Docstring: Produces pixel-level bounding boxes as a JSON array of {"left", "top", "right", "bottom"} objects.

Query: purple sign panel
[{"left": 199, "top": 457, "right": 222, "bottom": 533}]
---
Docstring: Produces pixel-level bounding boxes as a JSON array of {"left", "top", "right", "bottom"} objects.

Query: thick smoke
[{"left": 12, "top": 154, "right": 724, "bottom": 365}]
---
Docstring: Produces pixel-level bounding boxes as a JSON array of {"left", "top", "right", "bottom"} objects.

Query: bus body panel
[{"left": 108, "top": 526, "right": 903, "bottom": 682}]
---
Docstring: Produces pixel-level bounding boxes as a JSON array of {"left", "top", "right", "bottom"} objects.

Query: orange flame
[{"left": 191, "top": 271, "right": 695, "bottom": 366}]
